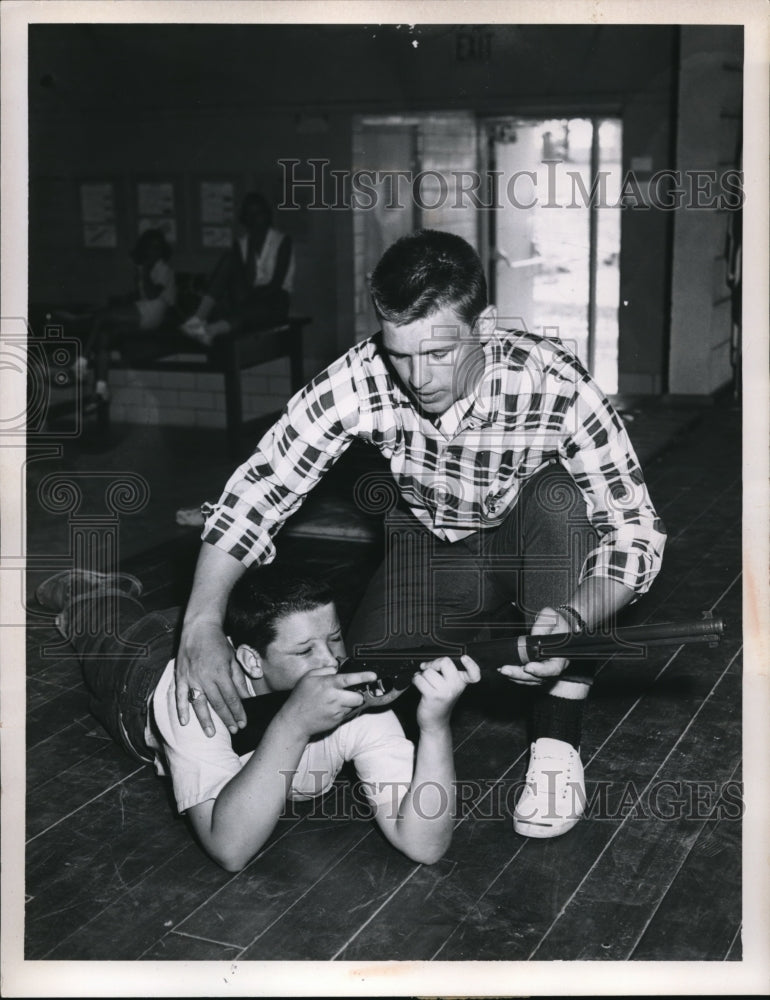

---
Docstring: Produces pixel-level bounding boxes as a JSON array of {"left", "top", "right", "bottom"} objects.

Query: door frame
[{"left": 478, "top": 110, "right": 623, "bottom": 380}]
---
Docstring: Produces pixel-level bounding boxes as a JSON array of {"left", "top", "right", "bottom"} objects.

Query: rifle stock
[{"left": 230, "top": 615, "right": 724, "bottom": 755}]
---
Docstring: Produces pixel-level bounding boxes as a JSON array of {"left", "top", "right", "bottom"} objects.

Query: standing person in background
[{"left": 180, "top": 191, "right": 294, "bottom": 347}]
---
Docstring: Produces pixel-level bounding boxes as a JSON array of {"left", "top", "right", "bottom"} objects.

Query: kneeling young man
[
  {"left": 36, "top": 566, "right": 478, "bottom": 872},
  {"left": 176, "top": 228, "right": 666, "bottom": 840}
]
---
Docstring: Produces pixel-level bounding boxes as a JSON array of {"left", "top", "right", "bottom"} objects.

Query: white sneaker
[{"left": 513, "top": 737, "right": 585, "bottom": 838}]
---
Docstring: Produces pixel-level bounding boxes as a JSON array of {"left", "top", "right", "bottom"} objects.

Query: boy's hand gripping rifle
[{"left": 231, "top": 615, "right": 724, "bottom": 755}]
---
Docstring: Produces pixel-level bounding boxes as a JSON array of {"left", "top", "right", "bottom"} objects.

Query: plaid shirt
[{"left": 201, "top": 330, "right": 666, "bottom": 595}]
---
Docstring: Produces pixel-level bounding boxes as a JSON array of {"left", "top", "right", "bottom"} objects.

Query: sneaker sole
[{"left": 513, "top": 814, "right": 582, "bottom": 839}]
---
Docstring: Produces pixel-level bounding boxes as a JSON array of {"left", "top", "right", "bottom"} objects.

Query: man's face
[
  {"left": 259, "top": 603, "right": 345, "bottom": 691},
  {"left": 381, "top": 304, "right": 487, "bottom": 416},
  {"left": 241, "top": 202, "right": 270, "bottom": 234}
]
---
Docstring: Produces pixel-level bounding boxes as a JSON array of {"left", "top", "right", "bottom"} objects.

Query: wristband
[{"left": 557, "top": 603, "right": 588, "bottom": 634}]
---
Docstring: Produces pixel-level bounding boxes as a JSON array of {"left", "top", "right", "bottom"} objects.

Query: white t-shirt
[
  {"left": 149, "top": 660, "right": 414, "bottom": 815},
  {"left": 135, "top": 259, "right": 177, "bottom": 330}
]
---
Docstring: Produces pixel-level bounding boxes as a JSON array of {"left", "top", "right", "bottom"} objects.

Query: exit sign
[{"left": 456, "top": 28, "right": 493, "bottom": 62}]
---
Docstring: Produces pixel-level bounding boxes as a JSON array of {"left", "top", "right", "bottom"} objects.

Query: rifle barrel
[
  {"left": 343, "top": 617, "right": 725, "bottom": 679},
  {"left": 230, "top": 617, "right": 726, "bottom": 752},
  {"left": 528, "top": 616, "right": 724, "bottom": 661}
]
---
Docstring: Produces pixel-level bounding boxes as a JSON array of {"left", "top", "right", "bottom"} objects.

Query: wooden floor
[{"left": 23, "top": 398, "right": 743, "bottom": 962}]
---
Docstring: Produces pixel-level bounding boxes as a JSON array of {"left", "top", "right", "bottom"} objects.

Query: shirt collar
[{"left": 436, "top": 333, "right": 505, "bottom": 434}]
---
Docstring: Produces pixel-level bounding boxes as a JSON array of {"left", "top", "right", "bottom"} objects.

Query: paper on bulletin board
[
  {"left": 200, "top": 181, "right": 234, "bottom": 223},
  {"left": 82, "top": 223, "right": 117, "bottom": 248},
  {"left": 200, "top": 180, "right": 234, "bottom": 245},
  {"left": 80, "top": 181, "right": 117, "bottom": 247},
  {"left": 80, "top": 181, "right": 115, "bottom": 222},
  {"left": 137, "top": 181, "right": 174, "bottom": 217},
  {"left": 201, "top": 224, "right": 232, "bottom": 247},
  {"left": 138, "top": 216, "right": 177, "bottom": 243},
  {"left": 137, "top": 182, "right": 176, "bottom": 243}
]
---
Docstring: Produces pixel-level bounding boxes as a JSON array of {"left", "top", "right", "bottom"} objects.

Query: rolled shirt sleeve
[
  {"left": 559, "top": 369, "right": 666, "bottom": 595},
  {"left": 201, "top": 355, "right": 362, "bottom": 567}
]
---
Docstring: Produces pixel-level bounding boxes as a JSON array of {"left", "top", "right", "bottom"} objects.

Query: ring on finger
[{"left": 188, "top": 687, "right": 203, "bottom": 703}]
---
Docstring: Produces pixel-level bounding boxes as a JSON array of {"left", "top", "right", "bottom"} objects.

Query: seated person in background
[
  {"left": 72, "top": 227, "right": 176, "bottom": 404},
  {"left": 35, "top": 565, "right": 478, "bottom": 872},
  {"left": 181, "top": 191, "right": 294, "bottom": 347}
]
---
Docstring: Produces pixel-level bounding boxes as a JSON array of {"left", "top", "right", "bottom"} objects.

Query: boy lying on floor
[{"left": 36, "top": 566, "right": 479, "bottom": 872}]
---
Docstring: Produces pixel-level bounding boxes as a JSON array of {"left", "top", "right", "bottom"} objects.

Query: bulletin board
[
  {"left": 198, "top": 178, "right": 236, "bottom": 248},
  {"left": 135, "top": 179, "right": 178, "bottom": 244},
  {"left": 79, "top": 181, "right": 117, "bottom": 248}
]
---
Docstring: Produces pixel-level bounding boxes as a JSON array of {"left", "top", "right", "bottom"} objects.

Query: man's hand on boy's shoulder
[
  {"left": 278, "top": 667, "right": 379, "bottom": 742},
  {"left": 413, "top": 654, "right": 481, "bottom": 733},
  {"left": 175, "top": 620, "right": 250, "bottom": 737}
]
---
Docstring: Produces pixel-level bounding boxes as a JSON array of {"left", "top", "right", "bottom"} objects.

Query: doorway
[
  {"left": 351, "top": 113, "right": 622, "bottom": 393},
  {"left": 484, "top": 116, "right": 622, "bottom": 393}
]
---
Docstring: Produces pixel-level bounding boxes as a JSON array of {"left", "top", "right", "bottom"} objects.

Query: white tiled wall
[{"left": 108, "top": 360, "right": 294, "bottom": 428}]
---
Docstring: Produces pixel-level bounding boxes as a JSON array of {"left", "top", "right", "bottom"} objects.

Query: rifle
[{"left": 231, "top": 615, "right": 724, "bottom": 755}]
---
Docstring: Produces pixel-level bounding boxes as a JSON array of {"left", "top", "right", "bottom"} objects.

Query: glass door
[{"left": 485, "top": 117, "right": 622, "bottom": 393}]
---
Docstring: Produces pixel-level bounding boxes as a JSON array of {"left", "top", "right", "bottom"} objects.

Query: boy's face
[
  {"left": 381, "top": 304, "right": 492, "bottom": 416},
  {"left": 255, "top": 602, "right": 405, "bottom": 710},
  {"left": 259, "top": 603, "right": 345, "bottom": 692}
]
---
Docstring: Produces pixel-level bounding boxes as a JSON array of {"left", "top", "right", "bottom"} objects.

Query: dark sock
[{"left": 531, "top": 693, "right": 584, "bottom": 750}]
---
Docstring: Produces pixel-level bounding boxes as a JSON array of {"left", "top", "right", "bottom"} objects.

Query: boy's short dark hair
[
  {"left": 369, "top": 229, "right": 488, "bottom": 327},
  {"left": 225, "top": 564, "right": 335, "bottom": 654}
]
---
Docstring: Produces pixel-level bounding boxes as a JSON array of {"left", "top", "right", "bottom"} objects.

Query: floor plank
[
  {"left": 174, "top": 814, "right": 376, "bottom": 951},
  {"left": 530, "top": 659, "right": 742, "bottom": 960},
  {"left": 26, "top": 742, "right": 143, "bottom": 841},
  {"left": 631, "top": 761, "right": 742, "bottom": 960},
  {"left": 25, "top": 770, "right": 187, "bottom": 959}
]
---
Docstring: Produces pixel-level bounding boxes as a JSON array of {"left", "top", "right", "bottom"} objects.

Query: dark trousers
[
  {"left": 207, "top": 249, "right": 289, "bottom": 331},
  {"left": 65, "top": 591, "right": 179, "bottom": 763},
  {"left": 347, "top": 464, "right": 598, "bottom": 684}
]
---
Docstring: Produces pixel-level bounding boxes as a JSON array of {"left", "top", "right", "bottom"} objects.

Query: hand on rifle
[
  {"left": 414, "top": 654, "right": 481, "bottom": 732},
  {"left": 498, "top": 606, "right": 571, "bottom": 685},
  {"left": 281, "top": 666, "right": 378, "bottom": 740}
]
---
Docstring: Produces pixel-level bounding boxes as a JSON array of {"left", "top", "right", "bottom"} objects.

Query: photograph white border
[{"left": 2, "top": 1, "right": 768, "bottom": 996}]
